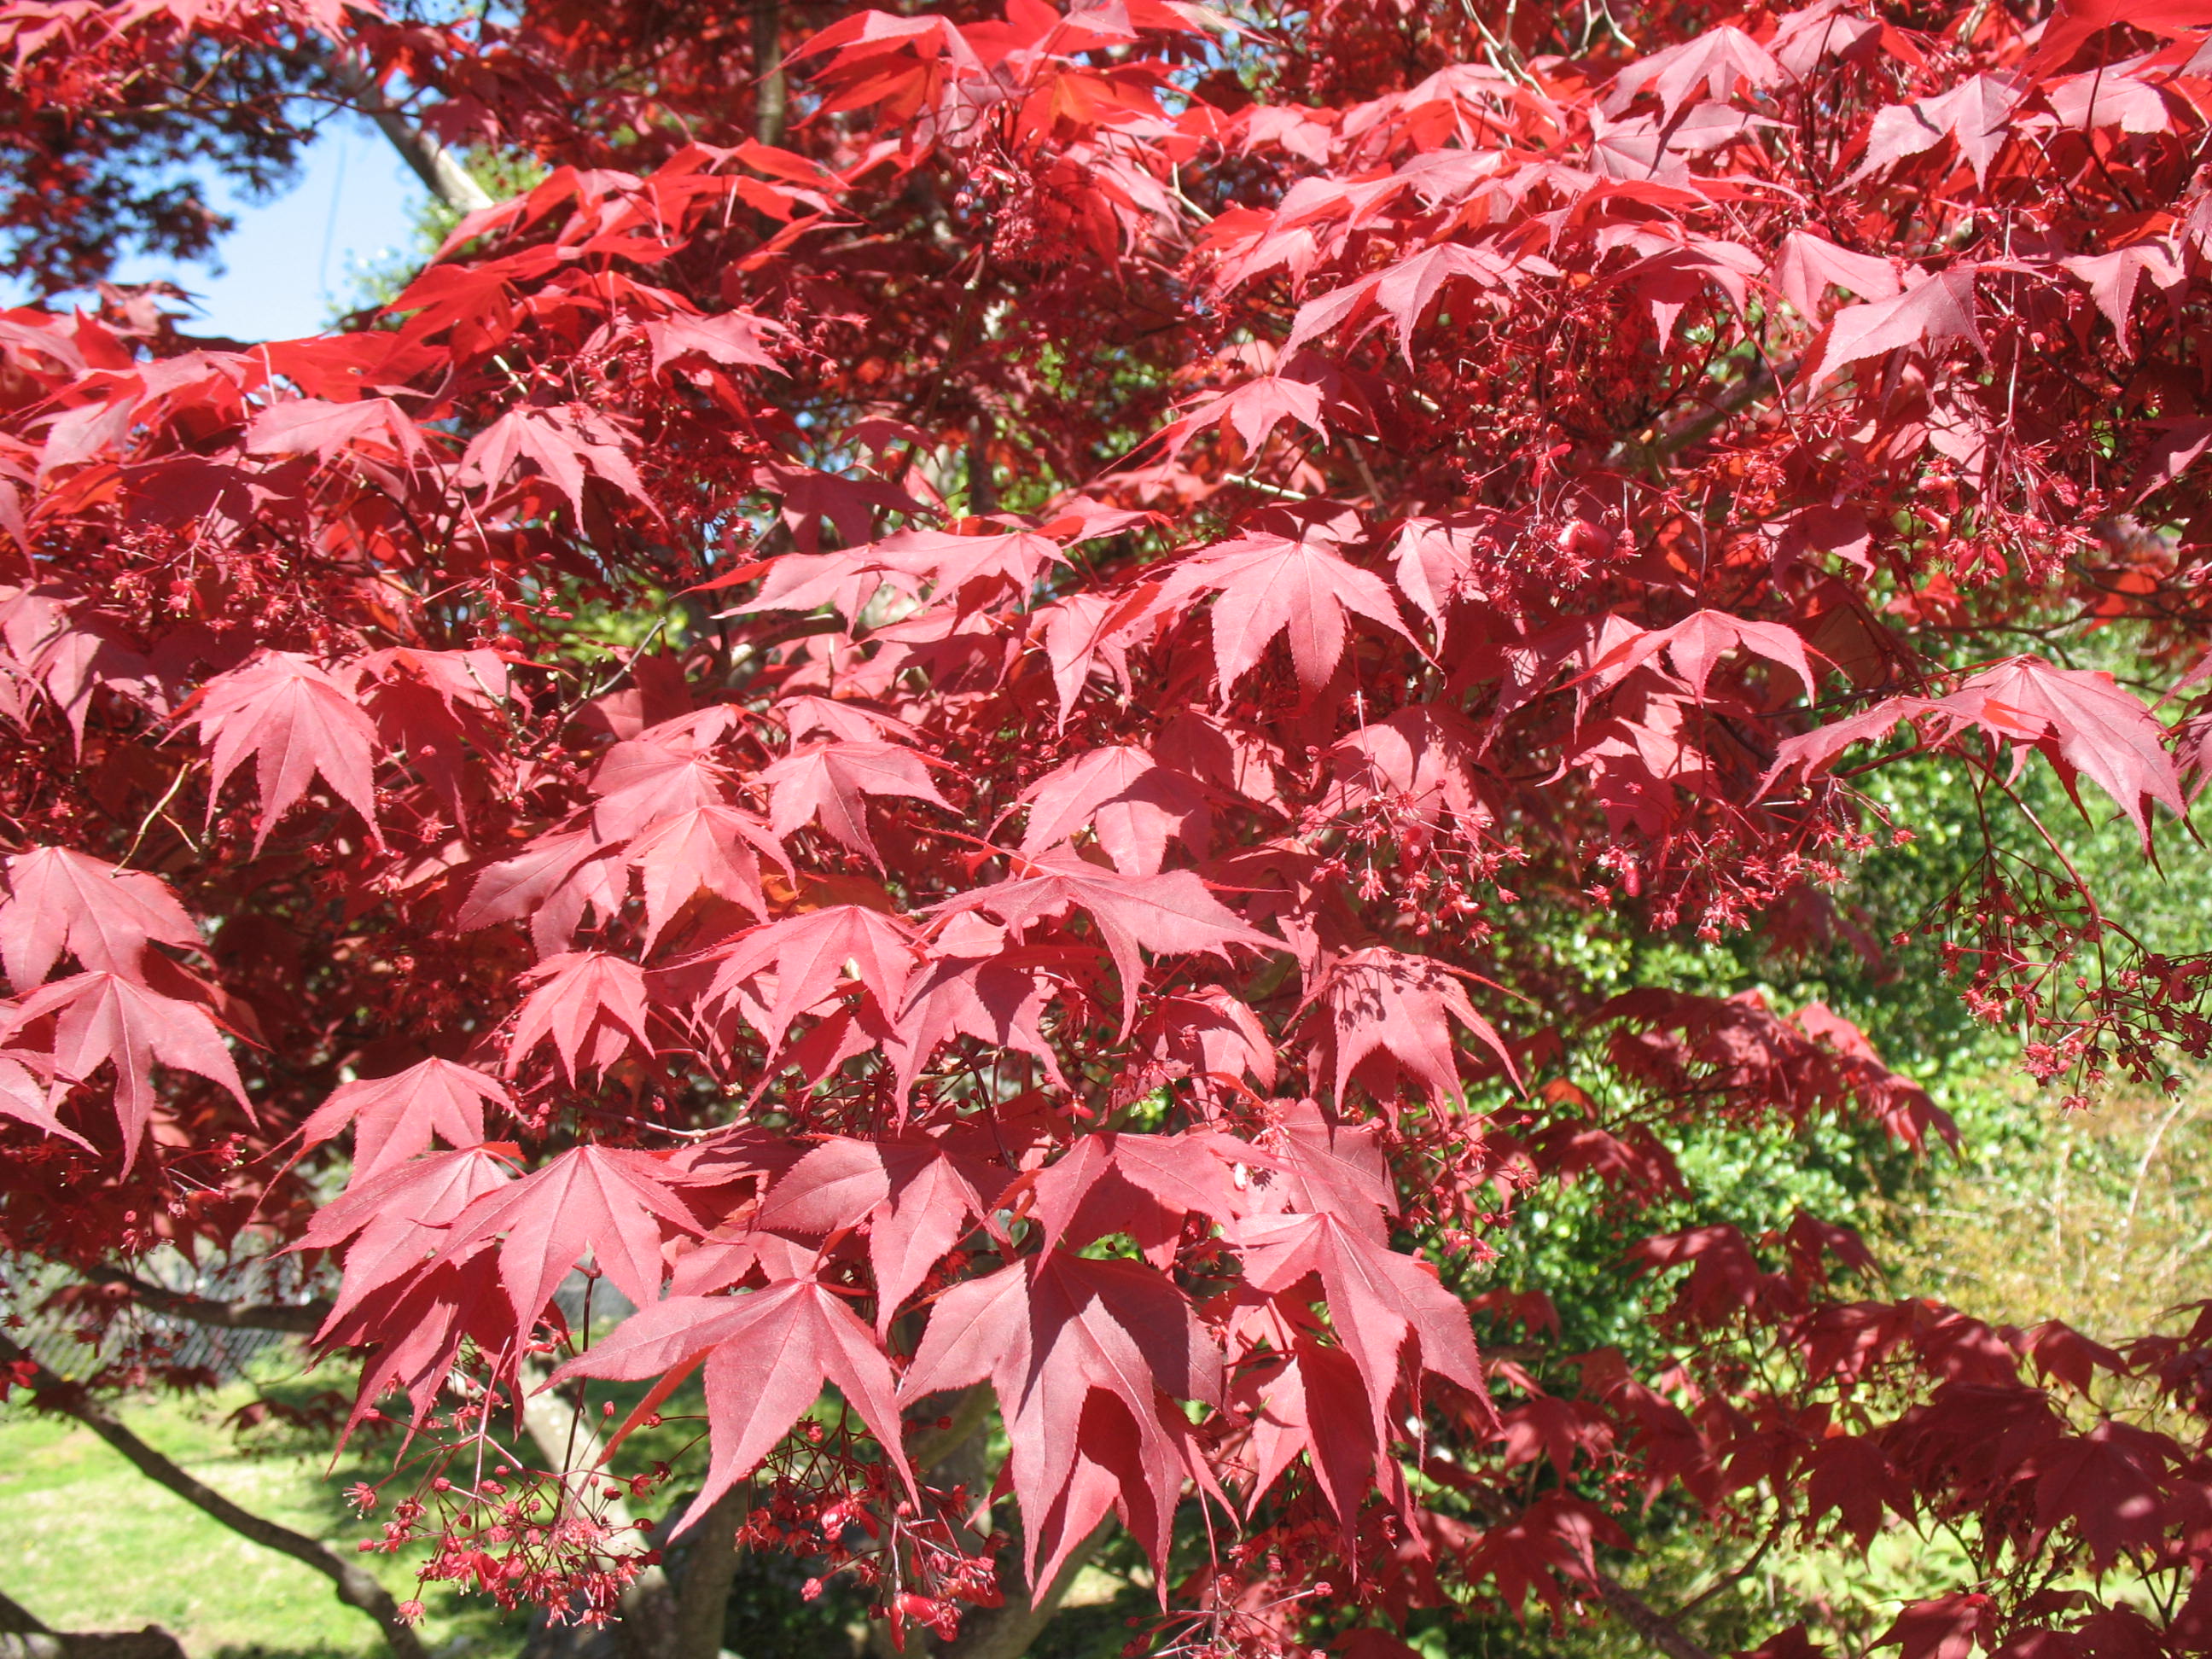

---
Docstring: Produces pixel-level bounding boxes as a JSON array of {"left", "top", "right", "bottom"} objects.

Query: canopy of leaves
[{"left": 4, "top": 0, "right": 2212, "bottom": 1654}]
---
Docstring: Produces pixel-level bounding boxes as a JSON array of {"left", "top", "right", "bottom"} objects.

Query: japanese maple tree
[{"left": 5, "top": 0, "right": 2212, "bottom": 1655}]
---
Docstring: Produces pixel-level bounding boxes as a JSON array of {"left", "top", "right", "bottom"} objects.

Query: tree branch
[
  {"left": 1455, "top": 1483, "right": 1719, "bottom": 1659},
  {"left": 0, "top": 1335, "right": 426, "bottom": 1659},
  {"left": 1604, "top": 355, "right": 1799, "bottom": 472},
  {"left": 84, "top": 1266, "right": 330, "bottom": 1336},
  {"left": 321, "top": 53, "right": 493, "bottom": 214},
  {"left": 1592, "top": 1572, "right": 1719, "bottom": 1659},
  {"left": 0, "top": 1592, "right": 49, "bottom": 1636},
  {"left": 0, "top": 1633, "right": 188, "bottom": 1659}
]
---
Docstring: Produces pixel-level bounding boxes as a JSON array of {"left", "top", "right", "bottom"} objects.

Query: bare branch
[
  {"left": 322, "top": 53, "right": 493, "bottom": 215},
  {"left": 1593, "top": 1572, "right": 1720, "bottom": 1659},
  {"left": 84, "top": 1266, "right": 330, "bottom": 1335}
]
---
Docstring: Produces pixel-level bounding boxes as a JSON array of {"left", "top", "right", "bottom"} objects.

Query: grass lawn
[{"left": 0, "top": 1366, "right": 532, "bottom": 1659}]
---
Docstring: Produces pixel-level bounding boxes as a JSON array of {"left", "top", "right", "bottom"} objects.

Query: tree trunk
[
  {"left": 0, "top": 1336, "right": 426, "bottom": 1659},
  {"left": 752, "top": 0, "right": 788, "bottom": 147},
  {"left": 936, "top": 1520, "right": 1112, "bottom": 1659},
  {"left": 667, "top": 1487, "right": 747, "bottom": 1659}
]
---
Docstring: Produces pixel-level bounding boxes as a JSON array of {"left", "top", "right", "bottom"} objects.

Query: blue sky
[{"left": 9, "top": 117, "right": 428, "bottom": 341}]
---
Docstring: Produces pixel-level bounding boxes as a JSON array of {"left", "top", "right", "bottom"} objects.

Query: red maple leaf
[
  {"left": 1155, "top": 531, "right": 1415, "bottom": 699},
  {"left": 0, "top": 847, "right": 200, "bottom": 990},
  {"left": 304, "top": 1146, "right": 519, "bottom": 1328},
  {"left": 1015, "top": 744, "right": 1210, "bottom": 875},
  {"left": 1284, "top": 243, "right": 1545, "bottom": 363},
  {"left": 1301, "top": 946, "right": 1516, "bottom": 1111},
  {"left": 1806, "top": 269, "right": 1985, "bottom": 385},
  {"left": 297, "top": 1057, "right": 506, "bottom": 1181},
  {"left": 760, "top": 741, "right": 952, "bottom": 864},
  {"left": 1858, "top": 75, "right": 2022, "bottom": 188},
  {"left": 642, "top": 309, "right": 789, "bottom": 376},
  {"left": 2027, "top": 1421, "right": 2169, "bottom": 1567},
  {"left": 1026, "top": 1129, "right": 1245, "bottom": 1261},
  {"left": 1772, "top": 230, "right": 1901, "bottom": 322},
  {"left": 1152, "top": 374, "right": 1331, "bottom": 461},
  {"left": 902, "top": 1249, "right": 1224, "bottom": 1585},
  {"left": 1234, "top": 1206, "right": 1486, "bottom": 1447},
  {"left": 244, "top": 397, "right": 430, "bottom": 466},
  {"left": 183, "top": 651, "right": 381, "bottom": 853},
  {"left": 930, "top": 851, "right": 1278, "bottom": 1030},
  {"left": 589, "top": 730, "right": 737, "bottom": 841},
  {"left": 0, "top": 1050, "right": 86, "bottom": 1147},
  {"left": 459, "top": 402, "right": 653, "bottom": 523},
  {"left": 2, "top": 971, "right": 248, "bottom": 1167},
  {"left": 1605, "top": 26, "right": 1788, "bottom": 124},
  {"left": 430, "top": 1144, "right": 702, "bottom": 1325},
  {"left": 508, "top": 952, "right": 658, "bottom": 1082},
  {"left": 623, "top": 804, "right": 783, "bottom": 948},
  {"left": 754, "top": 1133, "right": 1002, "bottom": 1332},
  {"left": 700, "top": 904, "right": 919, "bottom": 1057},
  {"left": 1945, "top": 658, "right": 2185, "bottom": 845},
  {"left": 1588, "top": 611, "right": 1819, "bottom": 703},
  {"left": 1875, "top": 1594, "right": 1998, "bottom": 1659},
  {"left": 554, "top": 1275, "right": 917, "bottom": 1532},
  {"left": 458, "top": 829, "right": 629, "bottom": 958},
  {"left": 1243, "top": 1337, "right": 1386, "bottom": 1543},
  {"left": 890, "top": 927, "right": 1084, "bottom": 1103}
]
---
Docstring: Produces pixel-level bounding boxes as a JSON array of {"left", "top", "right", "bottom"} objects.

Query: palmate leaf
[
  {"left": 1015, "top": 743, "right": 1210, "bottom": 874},
  {"left": 701, "top": 903, "right": 919, "bottom": 1054},
  {"left": 507, "top": 952, "right": 657, "bottom": 1082},
  {"left": 928, "top": 852, "right": 1279, "bottom": 1030},
  {"left": 0, "top": 846, "right": 200, "bottom": 990},
  {"left": 760, "top": 741, "right": 952, "bottom": 863},
  {"left": 431, "top": 1144, "right": 701, "bottom": 1325},
  {"left": 1231, "top": 1206, "right": 1487, "bottom": 1450},
  {"left": 2, "top": 971, "right": 248, "bottom": 1168},
  {"left": 298, "top": 1057, "right": 505, "bottom": 1180},
  {"left": 554, "top": 1276, "right": 917, "bottom": 1533},
  {"left": 1804, "top": 268, "right": 1985, "bottom": 385},
  {"left": 1301, "top": 946, "right": 1518, "bottom": 1111},
  {"left": 752, "top": 1133, "right": 1002, "bottom": 1332},
  {"left": 1155, "top": 531, "right": 1415, "bottom": 699},
  {"left": 183, "top": 651, "right": 380, "bottom": 852},
  {"left": 902, "top": 1249, "right": 1223, "bottom": 1586}
]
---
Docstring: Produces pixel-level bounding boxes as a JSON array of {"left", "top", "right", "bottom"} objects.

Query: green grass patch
[{"left": 0, "top": 1359, "right": 529, "bottom": 1659}]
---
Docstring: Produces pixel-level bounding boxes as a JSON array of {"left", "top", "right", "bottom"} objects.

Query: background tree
[{"left": 4, "top": 0, "right": 2212, "bottom": 1656}]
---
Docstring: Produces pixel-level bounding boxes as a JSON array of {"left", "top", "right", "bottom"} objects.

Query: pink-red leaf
[
  {"left": 0, "top": 847, "right": 199, "bottom": 991},
  {"left": 185, "top": 652, "right": 380, "bottom": 853},
  {"left": 555, "top": 1277, "right": 916, "bottom": 1531},
  {"left": 298, "top": 1057, "right": 505, "bottom": 1181},
  {"left": 1156, "top": 532, "right": 1414, "bottom": 699}
]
